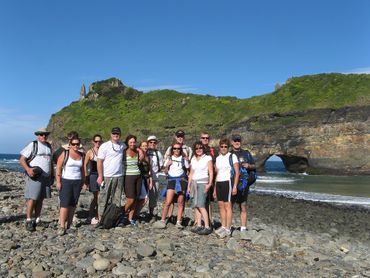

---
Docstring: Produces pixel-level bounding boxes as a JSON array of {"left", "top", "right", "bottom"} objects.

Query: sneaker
[
  {"left": 129, "top": 220, "right": 137, "bottom": 226},
  {"left": 197, "top": 227, "right": 213, "bottom": 235},
  {"left": 190, "top": 226, "right": 203, "bottom": 233},
  {"left": 57, "top": 227, "right": 66, "bottom": 236},
  {"left": 25, "top": 220, "right": 36, "bottom": 232},
  {"left": 91, "top": 217, "right": 99, "bottom": 225},
  {"left": 176, "top": 221, "right": 184, "bottom": 229},
  {"left": 218, "top": 229, "right": 231, "bottom": 238},
  {"left": 215, "top": 226, "right": 225, "bottom": 236}
]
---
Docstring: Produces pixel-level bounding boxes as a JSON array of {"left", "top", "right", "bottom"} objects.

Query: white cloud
[{"left": 344, "top": 67, "right": 370, "bottom": 74}]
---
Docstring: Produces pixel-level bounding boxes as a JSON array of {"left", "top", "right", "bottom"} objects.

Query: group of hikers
[{"left": 19, "top": 127, "right": 256, "bottom": 238}]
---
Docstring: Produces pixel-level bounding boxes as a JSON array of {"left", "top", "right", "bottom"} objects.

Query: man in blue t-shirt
[{"left": 230, "top": 134, "right": 256, "bottom": 235}]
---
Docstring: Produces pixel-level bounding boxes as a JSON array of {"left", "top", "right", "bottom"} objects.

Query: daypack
[
  {"left": 99, "top": 181, "right": 122, "bottom": 229},
  {"left": 26, "top": 140, "right": 52, "bottom": 165},
  {"left": 52, "top": 147, "right": 65, "bottom": 164},
  {"left": 61, "top": 149, "right": 85, "bottom": 169},
  {"left": 146, "top": 149, "right": 161, "bottom": 173},
  {"left": 229, "top": 153, "right": 257, "bottom": 191}
]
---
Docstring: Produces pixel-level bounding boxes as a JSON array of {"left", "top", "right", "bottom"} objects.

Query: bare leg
[
  {"left": 34, "top": 199, "right": 44, "bottom": 219},
  {"left": 59, "top": 207, "right": 68, "bottom": 228},
  {"left": 161, "top": 190, "right": 175, "bottom": 221},
  {"left": 67, "top": 206, "right": 76, "bottom": 228},
  {"left": 26, "top": 199, "right": 35, "bottom": 219},
  {"left": 240, "top": 203, "right": 248, "bottom": 228},
  {"left": 124, "top": 198, "right": 136, "bottom": 220},
  {"left": 225, "top": 202, "right": 233, "bottom": 229},
  {"left": 195, "top": 208, "right": 202, "bottom": 226},
  {"left": 198, "top": 207, "right": 210, "bottom": 228},
  {"left": 218, "top": 201, "right": 226, "bottom": 227},
  {"left": 177, "top": 194, "right": 185, "bottom": 222}
]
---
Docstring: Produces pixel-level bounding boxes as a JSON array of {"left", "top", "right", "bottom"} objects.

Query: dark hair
[
  {"left": 67, "top": 131, "right": 79, "bottom": 141},
  {"left": 92, "top": 134, "right": 102, "bottom": 141},
  {"left": 69, "top": 136, "right": 80, "bottom": 144},
  {"left": 125, "top": 134, "right": 137, "bottom": 145},
  {"left": 170, "top": 142, "right": 185, "bottom": 157},
  {"left": 192, "top": 141, "right": 204, "bottom": 156},
  {"left": 219, "top": 138, "right": 230, "bottom": 147}
]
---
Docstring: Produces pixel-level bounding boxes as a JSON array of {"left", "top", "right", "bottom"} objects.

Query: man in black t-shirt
[{"left": 230, "top": 134, "right": 256, "bottom": 234}]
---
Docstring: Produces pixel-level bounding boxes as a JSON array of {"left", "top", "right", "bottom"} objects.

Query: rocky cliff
[{"left": 227, "top": 106, "right": 370, "bottom": 175}]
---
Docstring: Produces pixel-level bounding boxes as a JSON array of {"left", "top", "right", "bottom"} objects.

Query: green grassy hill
[{"left": 48, "top": 73, "right": 370, "bottom": 143}]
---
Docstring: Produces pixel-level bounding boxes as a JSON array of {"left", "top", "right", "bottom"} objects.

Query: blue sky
[{"left": 1, "top": 0, "right": 369, "bottom": 153}]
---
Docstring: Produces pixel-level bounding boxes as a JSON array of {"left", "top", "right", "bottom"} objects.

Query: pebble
[{"left": 0, "top": 171, "right": 369, "bottom": 277}]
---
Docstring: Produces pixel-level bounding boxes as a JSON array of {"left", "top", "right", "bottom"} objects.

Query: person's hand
[
  {"left": 242, "top": 162, "right": 249, "bottom": 169},
  {"left": 187, "top": 186, "right": 191, "bottom": 195},
  {"left": 232, "top": 185, "right": 237, "bottom": 195},
  {"left": 213, "top": 190, "right": 217, "bottom": 199},
  {"left": 26, "top": 168, "right": 34, "bottom": 177},
  {"left": 149, "top": 179, "right": 153, "bottom": 190},
  {"left": 166, "top": 159, "right": 172, "bottom": 167},
  {"left": 204, "top": 184, "right": 211, "bottom": 193},
  {"left": 56, "top": 182, "right": 62, "bottom": 191},
  {"left": 97, "top": 176, "right": 103, "bottom": 185}
]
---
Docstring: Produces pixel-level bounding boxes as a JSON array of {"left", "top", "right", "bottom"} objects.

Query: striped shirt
[{"left": 125, "top": 154, "right": 140, "bottom": 175}]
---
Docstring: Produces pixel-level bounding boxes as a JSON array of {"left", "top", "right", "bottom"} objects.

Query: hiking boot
[
  {"left": 197, "top": 227, "right": 213, "bottom": 235},
  {"left": 218, "top": 229, "right": 231, "bottom": 239},
  {"left": 153, "top": 220, "right": 166, "bottom": 229},
  {"left": 129, "top": 220, "right": 137, "bottom": 227},
  {"left": 215, "top": 226, "right": 225, "bottom": 236},
  {"left": 190, "top": 226, "right": 203, "bottom": 233},
  {"left": 176, "top": 221, "right": 184, "bottom": 229},
  {"left": 25, "top": 220, "right": 36, "bottom": 232},
  {"left": 57, "top": 227, "right": 66, "bottom": 236}
]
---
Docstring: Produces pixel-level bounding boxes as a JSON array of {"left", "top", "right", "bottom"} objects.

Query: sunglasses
[
  {"left": 71, "top": 142, "right": 80, "bottom": 146},
  {"left": 149, "top": 141, "right": 157, "bottom": 144},
  {"left": 220, "top": 145, "right": 228, "bottom": 149},
  {"left": 233, "top": 139, "right": 241, "bottom": 142},
  {"left": 172, "top": 147, "right": 181, "bottom": 150},
  {"left": 176, "top": 135, "right": 184, "bottom": 138},
  {"left": 38, "top": 133, "right": 48, "bottom": 137},
  {"left": 201, "top": 137, "right": 209, "bottom": 140},
  {"left": 94, "top": 140, "right": 102, "bottom": 143},
  {"left": 195, "top": 147, "right": 203, "bottom": 150}
]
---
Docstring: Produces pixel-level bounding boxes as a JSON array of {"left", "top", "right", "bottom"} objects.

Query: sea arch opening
[{"left": 261, "top": 154, "right": 309, "bottom": 174}]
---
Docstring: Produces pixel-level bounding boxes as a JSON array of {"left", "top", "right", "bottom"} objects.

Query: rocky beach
[{"left": 1, "top": 171, "right": 369, "bottom": 278}]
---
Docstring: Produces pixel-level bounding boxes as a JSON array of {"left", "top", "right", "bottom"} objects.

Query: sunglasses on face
[
  {"left": 38, "top": 134, "right": 48, "bottom": 137},
  {"left": 94, "top": 140, "right": 102, "bottom": 143},
  {"left": 195, "top": 147, "right": 203, "bottom": 150},
  {"left": 172, "top": 147, "right": 181, "bottom": 150},
  {"left": 176, "top": 135, "right": 184, "bottom": 138},
  {"left": 201, "top": 137, "right": 209, "bottom": 140},
  {"left": 149, "top": 141, "right": 157, "bottom": 144},
  {"left": 71, "top": 142, "right": 80, "bottom": 146},
  {"left": 233, "top": 139, "right": 241, "bottom": 143},
  {"left": 220, "top": 145, "right": 228, "bottom": 149}
]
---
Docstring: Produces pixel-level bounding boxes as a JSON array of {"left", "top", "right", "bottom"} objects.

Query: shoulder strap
[
  {"left": 26, "top": 141, "right": 38, "bottom": 164},
  {"left": 62, "top": 149, "right": 69, "bottom": 169},
  {"left": 229, "top": 153, "right": 235, "bottom": 177}
]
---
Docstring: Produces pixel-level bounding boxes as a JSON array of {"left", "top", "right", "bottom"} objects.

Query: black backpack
[
  {"left": 52, "top": 147, "right": 65, "bottom": 164},
  {"left": 99, "top": 181, "right": 122, "bottom": 229},
  {"left": 26, "top": 140, "right": 52, "bottom": 165}
]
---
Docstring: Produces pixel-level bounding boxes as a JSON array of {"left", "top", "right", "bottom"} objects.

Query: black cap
[
  {"left": 231, "top": 134, "right": 242, "bottom": 141},
  {"left": 111, "top": 127, "right": 121, "bottom": 134},
  {"left": 175, "top": 130, "right": 185, "bottom": 137}
]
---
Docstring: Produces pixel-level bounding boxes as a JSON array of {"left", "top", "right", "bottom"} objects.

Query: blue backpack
[{"left": 229, "top": 153, "right": 256, "bottom": 191}]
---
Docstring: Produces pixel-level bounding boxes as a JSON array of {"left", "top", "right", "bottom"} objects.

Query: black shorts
[
  {"left": 60, "top": 178, "right": 83, "bottom": 207},
  {"left": 232, "top": 187, "right": 250, "bottom": 205},
  {"left": 167, "top": 178, "right": 187, "bottom": 194},
  {"left": 124, "top": 175, "right": 142, "bottom": 199},
  {"left": 216, "top": 180, "right": 232, "bottom": 202},
  {"left": 89, "top": 173, "right": 100, "bottom": 192}
]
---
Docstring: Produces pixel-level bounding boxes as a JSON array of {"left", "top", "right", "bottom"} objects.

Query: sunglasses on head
[{"left": 71, "top": 142, "right": 80, "bottom": 146}]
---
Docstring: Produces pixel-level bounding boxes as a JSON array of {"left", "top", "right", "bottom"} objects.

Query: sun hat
[
  {"left": 34, "top": 128, "right": 50, "bottom": 136},
  {"left": 147, "top": 135, "right": 158, "bottom": 142}
]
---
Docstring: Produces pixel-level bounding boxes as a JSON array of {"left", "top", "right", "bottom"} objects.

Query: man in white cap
[
  {"left": 146, "top": 135, "right": 164, "bottom": 218},
  {"left": 20, "top": 128, "right": 53, "bottom": 232}
]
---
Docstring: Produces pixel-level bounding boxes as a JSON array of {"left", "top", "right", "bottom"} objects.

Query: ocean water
[{"left": 1, "top": 154, "right": 370, "bottom": 209}]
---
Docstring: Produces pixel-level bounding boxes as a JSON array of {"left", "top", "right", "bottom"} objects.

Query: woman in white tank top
[{"left": 56, "top": 136, "right": 85, "bottom": 235}]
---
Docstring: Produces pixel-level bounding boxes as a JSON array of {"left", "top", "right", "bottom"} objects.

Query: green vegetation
[{"left": 49, "top": 73, "right": 370, "bottom": 141}]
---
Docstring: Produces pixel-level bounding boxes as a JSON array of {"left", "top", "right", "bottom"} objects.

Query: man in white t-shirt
[
  {"left": 146, "top": 135, "right": 164, "bottom": 218},
  {"left": 19, "top": 127, "right": 53, "bottom": 232},
  {"left": 97, "top": 127, "right": 127, "bottom": 217}
]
